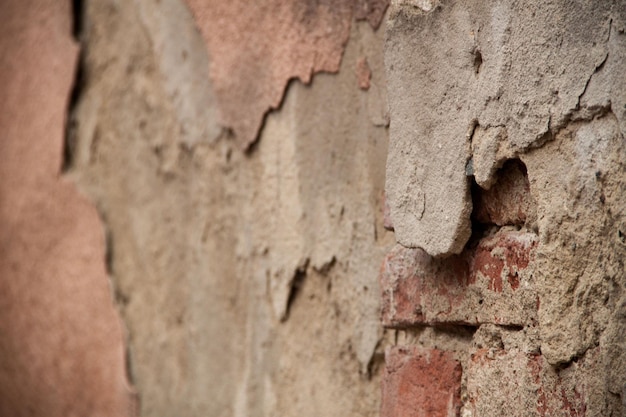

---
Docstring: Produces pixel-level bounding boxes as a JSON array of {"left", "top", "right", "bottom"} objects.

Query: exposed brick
[
  {"left": 467, "top": 348, "right": 592, "bottom": 417},
  {"left": 471, "top": 229, "right": 536, "bottom": 294},
  {"left": 380, "top": 229, "right": 538, "bottom": 327},
  {"left": 381, "top": 346, "right": 462, "bottom": 417},
  {"left": 474, "top": 159, "right": 537, "bottom": 226}
]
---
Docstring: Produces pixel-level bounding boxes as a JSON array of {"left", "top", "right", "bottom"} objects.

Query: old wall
[
  {"left": 1, "top": 0, "right": 625, "bottom": 416},
  {"left": 67, "top": 1, "right": 391, "bottom": 416},
  {"left": 381, "top": 1, "right": 626, "bottom": 416},
  {"left": 0, "top": 1, "right": 134, "bottom": 416}
]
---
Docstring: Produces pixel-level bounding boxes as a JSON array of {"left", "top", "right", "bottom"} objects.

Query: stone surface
[
  {"left": 0, "top": 0, "right": 134, "bottom": 415},
  {"left": 384, "top": 0, "right": 617, "bottom": 256},
  {"left": 380, "top": 229, "right": 538, "bottom": 327},
  {"left": 184, "top": 0, "right": 389, "bottom": 148},
  {"left": 381, "top": 346, "right": 462, "bottom": 417}
]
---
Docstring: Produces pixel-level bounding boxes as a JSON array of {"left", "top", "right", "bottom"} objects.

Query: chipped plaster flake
[
  {"left": 471, "top": 125, "right": 515, "bottom": 190},
  {"left": 384, "top": 0, "right": 616, "bottom": 257},
  {"left": 385, "top": 2, "right": 473, "bottom": 256}
]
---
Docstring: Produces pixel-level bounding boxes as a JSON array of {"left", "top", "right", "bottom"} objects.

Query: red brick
[
  {"left": 381, "top": 347, "right": 462, "bottom": 417},
  {"left": 380, "top": 230, "right": 538, "bottom": 327},
  {"left": 471, "top": 229, "right": 536, "bottom": 294}
]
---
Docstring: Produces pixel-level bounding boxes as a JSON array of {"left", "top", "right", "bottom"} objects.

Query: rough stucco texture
[
  {"left": 184, "top": 0, "right": 389, "bottom": 148},
  {"left": 0, "top": 1, "right": 134, "bottom": 416},
  {"left": 384, "top": 0, "right": 624, "bottom": 257},
  {"left": 67, "top": 0, "right": 392, "bottom": 416},
  {"left": 5, "top": 0, "right": 626, "bottom": 416},
  {"left": 381, "top": 1, "right": 626, "bottom": 416}
]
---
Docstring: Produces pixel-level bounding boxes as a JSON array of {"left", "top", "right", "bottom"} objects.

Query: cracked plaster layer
[
  {"left": 382, "top": 0, "right": 626, "bottom": 411},
  {"left": 384, "top": 0, "right": 621, "bottom": 257},
  {"left": 33, "top": 0, "right": 626, "bottom": 415},
  {"left": 69, "top": 0, "right": 392, "bottom": 414},
  {"left": 184, "top": 0, "right": 389, "bottom": 148},
  {"left": 0, "top": 0, "right": 133, "bottom": 415}
]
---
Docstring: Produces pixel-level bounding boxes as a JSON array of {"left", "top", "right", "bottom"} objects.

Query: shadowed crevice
[{"left": 283, "top": 259, "right": 310, "bottom": 322}]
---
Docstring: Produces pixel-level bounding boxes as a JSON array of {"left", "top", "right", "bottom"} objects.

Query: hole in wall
[{"left": 471, "top": 159, "right": 535, "bottom": 228}]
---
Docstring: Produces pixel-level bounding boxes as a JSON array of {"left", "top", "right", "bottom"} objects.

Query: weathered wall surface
[
  {"left": 67, "top": 0, "right": 391, "bottom": 416},
  {"left": 183, "top": 0, "right": 388, "bottom": 148},
  {"left": 381, "top": 0, "right": 626, "bottom": 416},
  {"left": 2, "top": 0, "right": 625, "bottom": 416},
  {"left": 0, "top": 1, "right": 134, "bottom": 415}
]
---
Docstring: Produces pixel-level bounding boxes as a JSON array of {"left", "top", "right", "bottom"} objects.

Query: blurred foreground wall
[{"left": 1, "top": 0, "right": 625, "bottom": 416}]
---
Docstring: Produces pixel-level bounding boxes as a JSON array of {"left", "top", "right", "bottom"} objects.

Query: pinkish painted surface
[{"left": 0, "top": 1, "right": 134, "bottom": 415}]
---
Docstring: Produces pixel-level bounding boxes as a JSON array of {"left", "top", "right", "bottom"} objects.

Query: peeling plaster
[
  {"left": 184, "top": 0, "right": 389, "bottom": 148},
  {"left": 384, "top": 0, "right": 618, "bottom": 257}
]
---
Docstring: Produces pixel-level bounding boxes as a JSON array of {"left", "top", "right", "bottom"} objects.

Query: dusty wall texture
[{"left": 1, "top": 0, "right": 625, "bottom": 416}]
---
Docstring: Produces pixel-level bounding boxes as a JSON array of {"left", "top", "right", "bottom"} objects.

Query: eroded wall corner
[{"left": 380, "top": 1, "right": 626, "bottom": 415}]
